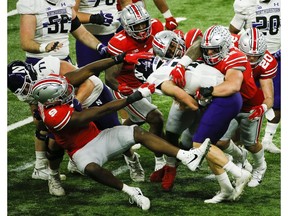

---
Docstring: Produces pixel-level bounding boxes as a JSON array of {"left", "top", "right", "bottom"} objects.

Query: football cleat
[
  {"left": 150, "top": 166, "right": 165, "bottom": 182},
  {"left": 182, "top": 138, "right": 211, "bottom": 171},
  {"left": 233, "top": 169, "right": 251, "bottom": 200},
  {"left": 161, "top": 165, "right": 177, "bottom": 191},
  {"left": 262, "top": 140, "right": 281, "bottom": 154},
  {"left": 204, "top": 190, "right": 235, "bottom": 203},
  {"left": 124, "top": 152, "right": 145, "bottom": 182},
  {"left": 129, "top": 187, "right": 150, "bottom": 210},
  {"left": 48, "top": 173, "right": 65, "bottom": 196},
  {"left": 67, "top": 159, "right": 84, "bottom": 175},
  {"left": 32, "top": 166, "right": 49, "bottom": 180},
  {"left": 248, "top": 161, "right": 267, "bottom": 187}
]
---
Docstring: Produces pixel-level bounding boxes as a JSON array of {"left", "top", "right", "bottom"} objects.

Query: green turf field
[{"left": 7, "top": 0, "right": 281, "bottom": 215}]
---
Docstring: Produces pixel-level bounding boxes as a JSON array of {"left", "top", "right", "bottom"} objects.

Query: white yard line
[
  {"left": 7, "top": 9, "right": 18, "bottom": 17},
  {"left": 7, "top": 116, "right": 33, "bottom": 132}
]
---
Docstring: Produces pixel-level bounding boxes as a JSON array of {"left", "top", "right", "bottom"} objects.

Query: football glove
[
  {"left": 165, "top": 17, "right": 178, "bottom": 30},
  {"left": 248, "top": 104, "right": 267, "bottom": 121},
  {"left": 97, "top": 43, "right": 108, "bottom": 56},
  {"left": 124, "top": 52, "right": 154, "bottom": 64},
  {"left": 90, "top": 11, "right": 113, "bottom": 26},
  {"left": 118, "top": 83, "right": 134, "bottom": 96},
  {"left": 169, "top": 64, "right": 186, "bottom": 88},
  {"left": 127, "top": 83, "right": 155, "bottom": 104}
]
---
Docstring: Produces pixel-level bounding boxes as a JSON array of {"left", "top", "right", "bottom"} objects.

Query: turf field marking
[
  {"left": 7, "top": 116, "right": 33, "bottom": 132},
  {"left": 10, "top": 162, "right": 34, "bottom": 172},
  {"left": 112, "top": 165, "right": 129, "bottom": 176},
  {"left": 8, "top": 9, "right": 18, "bottom": 17}
]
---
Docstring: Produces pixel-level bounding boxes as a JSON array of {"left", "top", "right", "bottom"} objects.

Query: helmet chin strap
[{"left": 46, "top": 0, "right": 60, "bottom": 5}]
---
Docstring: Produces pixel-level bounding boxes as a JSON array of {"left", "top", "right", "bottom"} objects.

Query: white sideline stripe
[
  {"left": 7, "top": 117, "right": 33, "bottom": 132},
  {"left": 10, "top": 162, "right": 34, "bottom": 172},
  {"left": 8, "top": 9, "right": 18, "bottom": 17}
]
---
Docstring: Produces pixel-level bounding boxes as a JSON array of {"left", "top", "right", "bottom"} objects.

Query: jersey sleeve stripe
[
  {"left": 54, "top": 111, "right": 72, "bottom": 131},
  {"left": 108, "top": 43, "right": 123, "bottom": 55}
]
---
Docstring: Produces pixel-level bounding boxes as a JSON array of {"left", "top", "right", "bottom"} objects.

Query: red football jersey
[
  {"left": 213, "top": 47, "right": 262, "bottom": 111},
  {"left": 184, "top": 28, "right": 203, "bottom": 49},
  {"left": 108, "top": 19, "right": 164, "bottom": 88},
  {"left": 39, "top": 103, "right": 101, "bottom": 157},
  {"left": 252, "top": 50, "right": 277, "bottom": 81}
]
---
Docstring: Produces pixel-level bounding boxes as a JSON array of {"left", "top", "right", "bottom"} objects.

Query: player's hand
[
  {"left": 72, "top": 98, "right": 83, "bottom": 112},
  {"left": 97, "top": 43, "right": 108, "bottom": 56},
  {"left": 118, "top": 83, "right": 134, "bottom": 95},
  {"left": 248, "top": 104, "right": 267, "bottom": 121},
  {"left": 90, "top": 11, "right": 113, "bottom": 26},
  {"left": 169, "top": 64, "right": 186, "bottom": 88},
  {"left": 195, "top": 86, "right": 214, "bottom": 98},
  {"left": 125, "top": 52, "right": 154, "bottom": 64},
  {"left": 46, "top": 41, "right": 63, "bottom": 52},
  {"left": 137, "top": 83, "right": 155, "bottom": 97},
  {"left": 165, "top": 17, "right": 178, "bottom": 30}
]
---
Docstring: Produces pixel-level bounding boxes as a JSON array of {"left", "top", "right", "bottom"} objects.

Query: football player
[
  {"left": 16, "top": 0, "right": 108, "bottom": 65},
  {"left": 252, "top": 0, "right": 281, "bottom": 153},
  {"left": 31, "top": 74, "right": 211, "bottom": 210},
  {"left": 106, "top": 4, "right": 167, "bottom": 175},
  {"left": 8, "top": 53, "right": 154, "bottom": 185},
  {"left": 135, "top": 30, "right": 251, "bottom": 203},
  {"left": 73, "top": 0, "right": 120, "bottom": 72},
  {"left": 218, "top": 28, "right": 278, "bottom": 187},
  {"left": 117, "top": 0, "right": 178, "bottom": 30}
]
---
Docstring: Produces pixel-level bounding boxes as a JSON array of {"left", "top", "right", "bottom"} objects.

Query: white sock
[
  {"left": 122, "top": 184, "right": 135, "bottom": 196},
  {"left": 263, "top": 122, "right": 279, "bottom": 141},
  {"left": 223, "top": 161, "right": 242, "bottom": 178},
  {"left": 35, "top": 151, "right": 47, "bottom": 168},
  {"left": 251, "top": 147, "right": 265, "bottom": 168},
  {"left": 154, "top": 156, "right": 166, "bottom": 171},
  {"left": 215, "top": 172, "right": 234, "bottom": 193},
  {"left": 223, "top": 140, "right": 243, "bottom": 162},
  {"left": 166, "top": 156, "right": 176, "bottom": 167}
]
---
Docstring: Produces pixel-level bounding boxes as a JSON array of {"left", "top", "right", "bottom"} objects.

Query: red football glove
[
  {"left": 118, "top": 83, "right": 133, "bottom": 95},
  {"left": 124, "top": 52, "right": 154, "bottom": 64},
  {"left": 169, "top": 64, "right": 186, "bottom": 88},
  {"left": 248, "top": 104, "right": 267, "bottom": 121},
  {"left": 138, "top": 83, "right": 155, "bottom": 97},
  {"left": 165, "top": 17, "right": 178, "bottom": 30}
]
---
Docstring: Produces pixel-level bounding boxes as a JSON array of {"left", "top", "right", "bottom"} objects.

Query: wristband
[
  {"left": 162, "top": 10, "right": 173, "bottom": 18},
  {"left": 179, "top": 55, "right": 193, "bottom": 67},
  {"left": 127, "top": 91, "right": 142, "bottom": 104},
  {"left": 39, "top": 43, "right": 48, "bottom": 53}
]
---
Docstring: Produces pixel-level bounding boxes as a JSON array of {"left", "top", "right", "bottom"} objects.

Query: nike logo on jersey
[
  {"left": 169, "top": 21, "right": 177, "bottom": 27},
  {"left": 187, "top": 154, "right": 198, "bottom": 164}
]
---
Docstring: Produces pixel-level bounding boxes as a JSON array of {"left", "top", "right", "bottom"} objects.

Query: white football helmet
[
  {"left": 120, "top": 4, "right": 151, "bottom": 41},
  {"left": 201, "top": 25, "right": 232, "bottom": 65},
  {"left": 239, "top": 27, "right": 267, "bottom": 68},
  {"left": 153, "top": 30, "right": 186, "bottom": 59},
  {"left": 32, "top": 75, "right": 74, "bottom": 107}
]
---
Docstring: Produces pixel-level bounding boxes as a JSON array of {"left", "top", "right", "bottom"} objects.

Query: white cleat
[
  {"left": 248, "top": 161, "right": 267, "bottom": 187},
  {"left": 48, "top": 173, "right": 65, "bottom": 196},
  {"left": 32, "top": 166, "right": 49, "bottom": 180},
  {"left": 262, "top": 140, "right": 281, "bottom": 154},
  {"left": 124, "top": 152, "right": 145, "bottom": 182},
  {"left": 204, "top": 190, "right": 234, "bottom": 203},
  {"left": 233, "top": 169, "right": 251, "bottom": 200},
  {"left": 129, "top": 187, "right": 150, "bottom": 210},
  {"left": 182, "top": 138, "right": 211, "bottom": 171},
  {"left": 67, "top": 159, "right": 84, "bottom": 175}
]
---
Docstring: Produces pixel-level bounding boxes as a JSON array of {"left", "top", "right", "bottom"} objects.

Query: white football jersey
[
  {"left": 17, "top": 0, "right": 75, "bottom": 59},
  {"left": 78, "top": 0, "right": 120, "bottom": 35},
  {"left": 33, "top": 55, "right": 104, "bottom": 108},
  {"left": 233, "top": 0, "right": 258, "bottom": 15},
  {"left": 253, "top": 0, "right": 281, "bottom": 53},
  {"left": 146, "top": 59, "right": 224, "bottom": 95}
]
